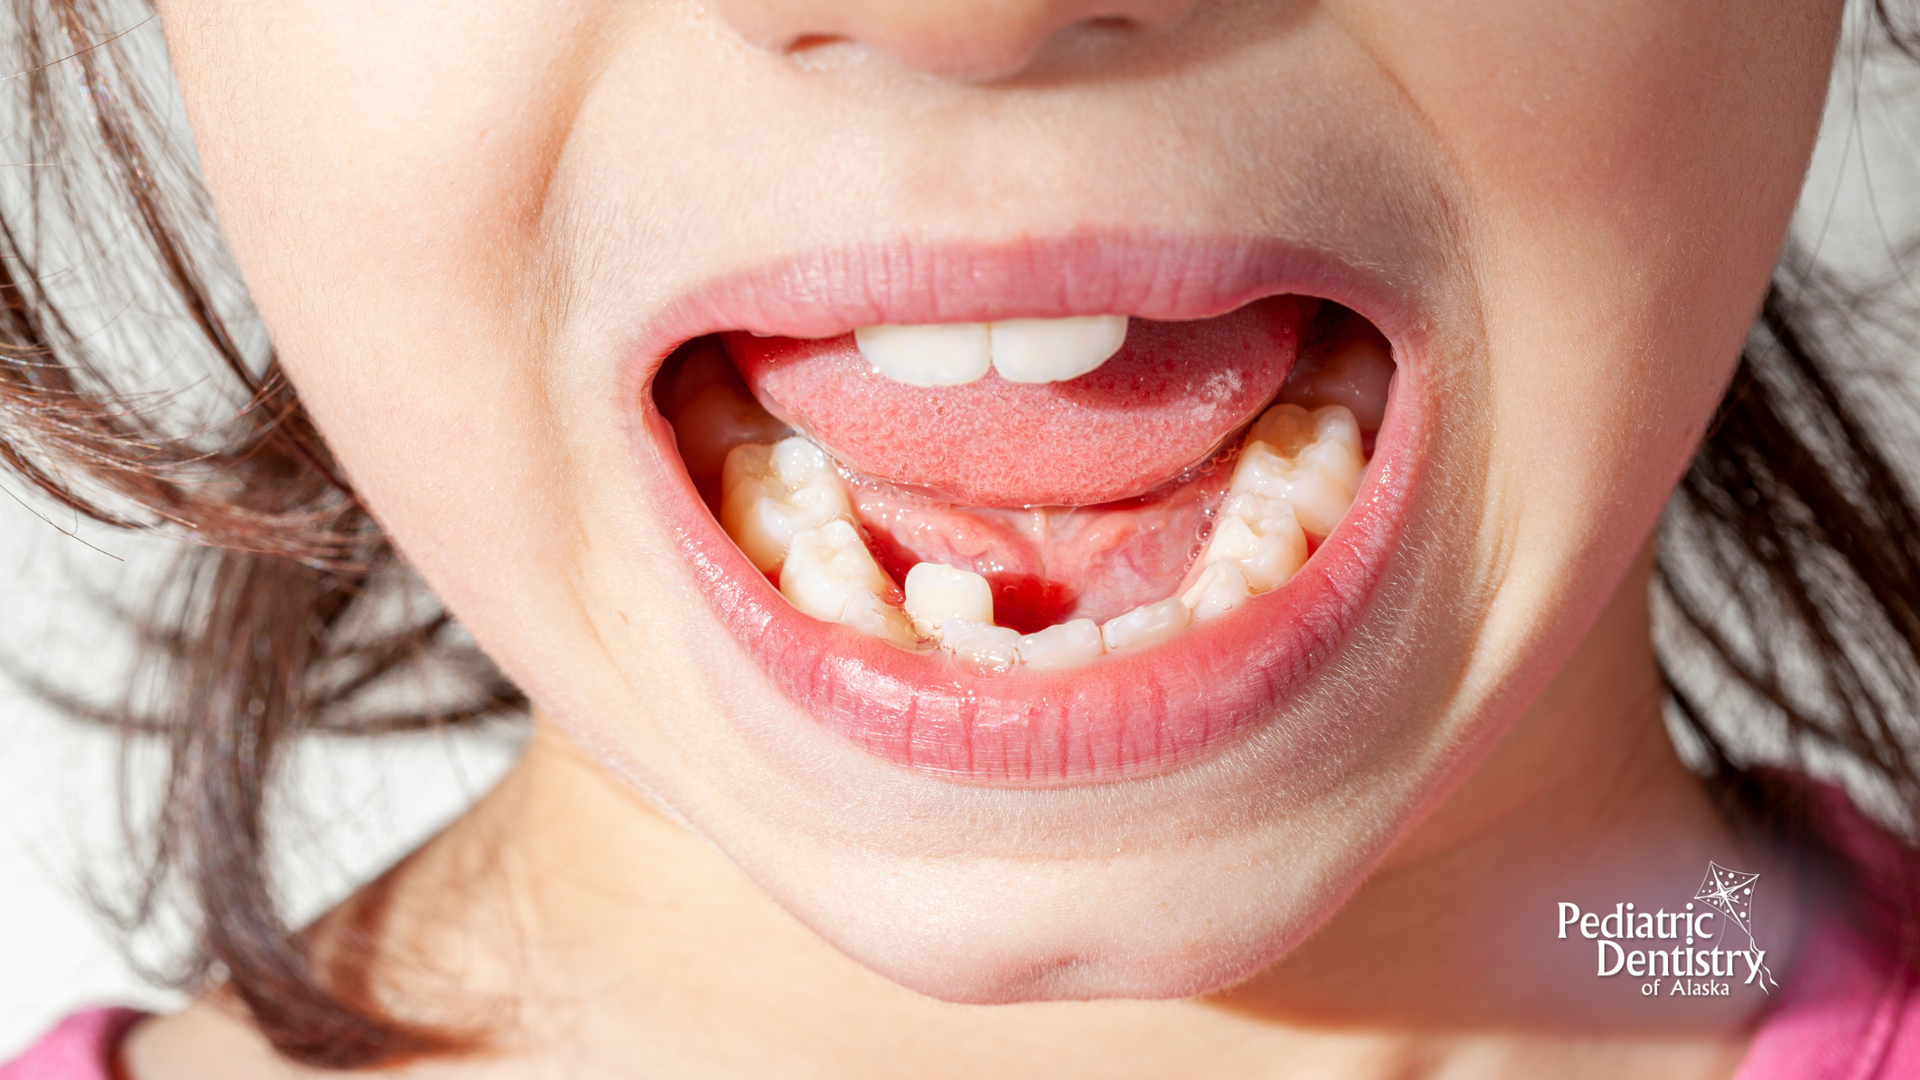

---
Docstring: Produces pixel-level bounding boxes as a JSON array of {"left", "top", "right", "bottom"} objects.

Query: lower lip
[{"left": 639, "top": 354, "right": 1427, "bottom": 785}]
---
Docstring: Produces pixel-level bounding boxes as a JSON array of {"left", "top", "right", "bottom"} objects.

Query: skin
[{"left": 125, "top": 0, "right": 1842, "bottom": 1076}]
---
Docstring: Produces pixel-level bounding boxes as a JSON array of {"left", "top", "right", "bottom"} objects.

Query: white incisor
[
  {"left": 852, "top": 323, "right": 991, "bottom": 387},
  {"left": 988, "top": 316, "right": 1128, "bottom": 383},
  {"left": 853, "top": 315, "right": 1128, "bottom": 388},
  {"left": 710, "top": 399, "right": 1369, "bottom": 670},
  {"left": 903, "top": 562, "right": 994, "bottom": 638}
]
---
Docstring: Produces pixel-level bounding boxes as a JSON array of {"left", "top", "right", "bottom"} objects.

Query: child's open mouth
[{"left": 634, "top": 239, "right": 1425, "bottom": 783}]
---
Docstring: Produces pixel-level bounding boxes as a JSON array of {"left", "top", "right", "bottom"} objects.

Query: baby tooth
[
  {"left": 770, "top": 436, "right": 834, "bottom": 485},
  {"left": 854, "top": 323, "right": 992, "bottom": 387},
  {"left": 989, "top": 315, "right": 1128, "bottom": 384},
  {"left": 1204, "top": 494, "right": 1308, "bottom": 591},
  {"left": 779, "top": 520, "right": 896, "bottom": 624},
  {"left": 941, "top": 618, "right": 1022, "bottom": 674},
  {"left": 903, "top": 562, "right": 994, "bottom": 638},
  {"left": 1016, "top": 619, "right": 1105, "bottom": 672},
  {"left": 1181, "top": 558, "right": 1252, "bottom": 621},
  {"left": 1247, "top": 402, "right": 1315, "bottom": 454},
  {"left": 1230, "top": 405, "right": 1366, "bottom": 541},
  {"left": 841, "top": 590, "right": 919, "bottom": 647},
  {"left": 1249, "top": 404, "right": 1363, "bottom": 467},
  {"left": 720, "top": 439, "right": 855, "bottom": 572},
  {"left": 1101, "top": 598, "right": 1190, "bottom": 654}
]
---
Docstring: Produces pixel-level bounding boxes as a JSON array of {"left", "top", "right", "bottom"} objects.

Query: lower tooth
[
  {"left": 902, "top": 562, "right": 995, "bottom": 639},
  {"left": 1101, "top": 598, "right": 1191, "bottom": 653},
  {"left": 1016, "top": 618, "right": 1105, "bottom": 671},
  {"left": 1180, "top": 558, "right": 1252, "bottom": 621},
  {"left": 841, "top": 590, "right": 919, "bottom": 647},
  {"left": 710, "top": 395, "right": 1372, "bottom": 664},
  {"left": 941, "top": 618, "right": 1022, "bottom": 674},
  {"left": 779, "top": 519, "right": 896, "bottom": 625},
  {"left": 1230, "top": 404, "right": 1363, "bottom": 538},
  {"left": 721, "top": 437, "right": 855, "bottom": 572},
  {"left": 1203, "top": 494, "right": 1308, "bottom": 592}
]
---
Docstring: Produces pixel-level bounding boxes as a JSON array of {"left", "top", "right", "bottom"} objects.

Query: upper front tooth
[
  {"left": 902, "top": 562, "right": 994, "bottom": 638},
  {"left": 853, "top": 323, "right": 992, "bottom": 387},
  {"left": 720, "top": 437, "right": 855, "bottom": 572},
  {"left": 988, "top": 315, "right": 1128, "bottom": 384},
  {"left": 853, "top": 316, "right": 1129, "bottom": 388}
]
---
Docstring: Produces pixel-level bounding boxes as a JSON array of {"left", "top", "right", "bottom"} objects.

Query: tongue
[{"left": 723, "top": 296, "right": 1313, "bottom": 507}]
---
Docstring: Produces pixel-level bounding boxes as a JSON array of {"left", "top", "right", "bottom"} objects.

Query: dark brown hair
[{"left": 0, "top": 0, "right": 1916, "bottom": 1069}]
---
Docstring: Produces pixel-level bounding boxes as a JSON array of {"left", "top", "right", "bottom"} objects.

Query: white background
[{"left": 2, "top": 8, "right": 1917, "bottom": 1060}]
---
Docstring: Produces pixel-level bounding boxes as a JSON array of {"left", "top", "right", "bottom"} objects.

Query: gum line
[{"left": 716, "top": 401, "right": 1368, "bottom": 676}]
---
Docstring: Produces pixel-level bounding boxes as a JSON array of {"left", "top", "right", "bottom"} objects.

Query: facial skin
[{"left": 132, "top": 0, "right": 1841, "bottom": 1075}]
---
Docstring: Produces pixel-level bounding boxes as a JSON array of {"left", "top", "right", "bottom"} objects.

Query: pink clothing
[
  {"left": 1731, "top": 913, "right": 1920, "bottom": 1079},
  {"left": 8, "top": 923, "right": 1918, "bottom": 1078},
  {"left": 6, "top": 787, "right": 1916, "bottom": 1077},
  {"left": 0, "top": 1008, "right": 142, "bottom": 1080}
]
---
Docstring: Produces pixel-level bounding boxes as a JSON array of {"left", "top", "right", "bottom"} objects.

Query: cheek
[
  {"left": 1366, "top": 0, "right": 1838, "bottom": 590},
  {"left": 156, "top": 0, "right": 637, "bottom": 692}
]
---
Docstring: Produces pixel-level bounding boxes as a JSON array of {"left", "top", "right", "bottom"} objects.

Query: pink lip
[{"left": 626, "top": 233, "right": 1431, "bottom": 783}]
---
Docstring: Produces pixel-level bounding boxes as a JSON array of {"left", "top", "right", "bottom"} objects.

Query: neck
[{"left": 127, "top": 549, "right": 1800, "bottom": 1080}]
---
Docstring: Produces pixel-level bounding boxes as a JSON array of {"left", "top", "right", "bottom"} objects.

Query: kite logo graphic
[
  {"left": 1556, "top": 861, "right": 1780, "bottom": 997},
  {"left": 1694, "top": 862, "right": 1778, "bottom": 993}
]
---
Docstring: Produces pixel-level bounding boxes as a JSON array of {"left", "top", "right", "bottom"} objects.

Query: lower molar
[
  {"left": 779, "top": 520, "right": 915, "bottom": 646},
  {"left": 714, "top": 400, "right": 1369, "bottom": 673},
  {"left": 722, "top": 438, "right": 854, "bottom": 572}
]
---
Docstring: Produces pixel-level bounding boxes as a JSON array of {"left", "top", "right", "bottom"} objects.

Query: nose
[{"left": 709, "top": 0, "right": 1201, "bottom": 82}]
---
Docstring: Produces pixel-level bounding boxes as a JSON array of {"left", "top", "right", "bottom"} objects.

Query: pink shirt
[
  {"left": 6, "top": 785, "right": 1915, "bottom": 1078},
  {"left": 6, "top": 918, "right": 1916, "bottom": 1079}
]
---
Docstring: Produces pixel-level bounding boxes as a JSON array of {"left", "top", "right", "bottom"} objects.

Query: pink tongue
[{"left": 723, "top": 296, "right": 1312, "bottom": 507}]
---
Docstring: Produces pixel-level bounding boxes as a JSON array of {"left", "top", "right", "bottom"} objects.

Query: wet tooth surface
[
  {"left": 1015, "top": 618, "right": 1106, "bottom": 671},
  {"left": 1230, "top": 404, "right": 1363, "bottom": 538},
  {"left": 903, "top": 562, "right": 994, "bottom": 638},
  {"left": 720, "top": 437, "right": 854, "bottom": 572},
  {"left": 853, "top": 323, "right": 992, "bottom": 387},
  {"left": 780, "top": 520, "right": 896, "bottom": 624},
  {"left": 1101, "top": 598, "right": 1191, "bottom": 653},
  {"left": 672, "top": 380, "right": 792, "bottom": 478},
  {"left": 941, "top": 618, "right": 1022, "bottom": 674},
  {"left": 988, "top": 316, "right": 1128, "bottom": 384},
  {"left": 1181, "top": 558, "right": 1252, "bottom": 621},
  {"left": 1279, "top": 318, "right": 1394, "bottom": 433},
  {"left": 1204, "top": 494, "right": 1309, "bottom": 591},
  {"left": 842, "top": 589, "right": 918, "bottom": 647}
]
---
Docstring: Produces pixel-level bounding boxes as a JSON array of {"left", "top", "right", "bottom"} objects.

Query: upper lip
[{"left": 626, "top": 230, "right": 1429, "bottom": 387}]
